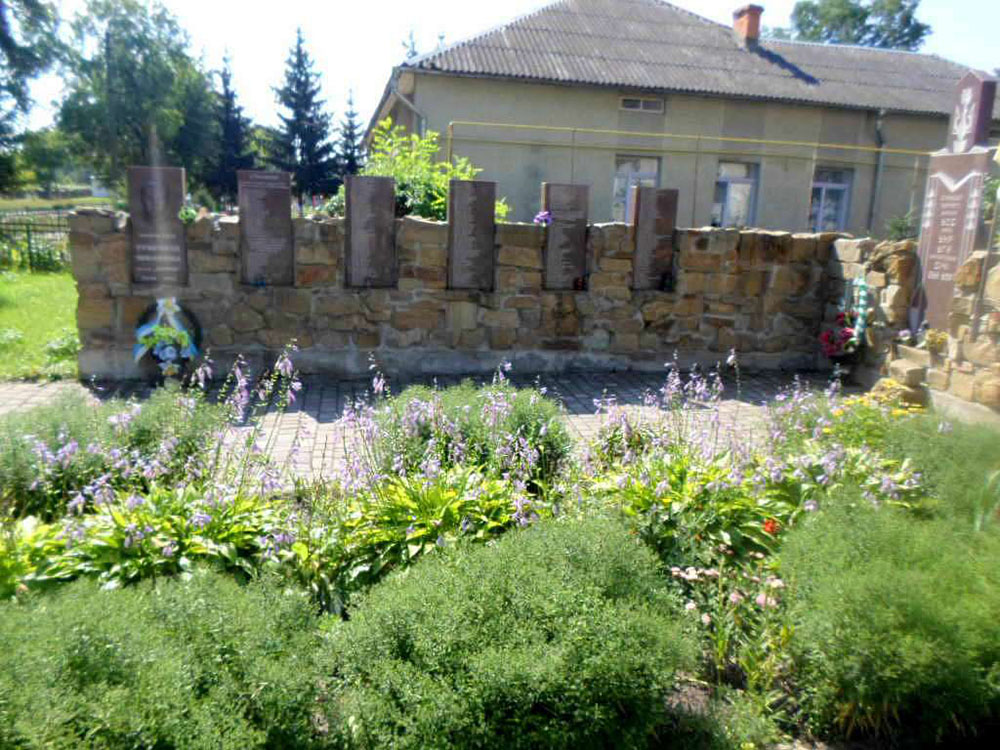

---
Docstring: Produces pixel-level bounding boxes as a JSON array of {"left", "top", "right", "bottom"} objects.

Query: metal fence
[{"left": 0, "top": 209, "right": 82, "bottom": 271}]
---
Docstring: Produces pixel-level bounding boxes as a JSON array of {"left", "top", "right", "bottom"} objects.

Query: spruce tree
[
  {"left": 272, "top": 28, "right": 336, "bottom": 210},
  {"left": 207, "top": 56, "right": 254, "bottom": 205},
  {"left": 337, "top": 91, "right": 363, "bottom": 180}
]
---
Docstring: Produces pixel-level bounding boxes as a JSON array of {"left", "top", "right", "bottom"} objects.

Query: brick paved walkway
[{"left": 0, "top": 370, "right": 834, "bottom": 479}]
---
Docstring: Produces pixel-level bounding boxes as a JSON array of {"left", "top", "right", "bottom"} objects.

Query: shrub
[
  {"left": 0, "top": 570, "right": 324, "bottom": 749},
  {"left": 343, "top": 375, "right": 572, "bottom": 492},
  {"left": 0, "top": 386, "right": 225, "bottom": 520},
  {"left": 781, "top": 504, "right": 1000, "bottom": 743},
  {"left": 333, "top": 468, "right": 537, "bottom": 597},
  {"left": 325, "top": 117, "right": 511, "bottom": 221},
  {"left": 320, "top": 517, "right": 699, "bottom": 749}
]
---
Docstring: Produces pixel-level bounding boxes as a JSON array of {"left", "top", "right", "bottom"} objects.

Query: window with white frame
[
  {"left": 620, "top": 96, "right": 664, "bottom": 113},
  {"left": 809, "top": 167, "right": 852, "bottom": 231},
  {"left": 711, "top": 162, "right": 758, "bottom": 227},
  {"left": 611, "top": 155, "right": 660, "bottom": 222}
]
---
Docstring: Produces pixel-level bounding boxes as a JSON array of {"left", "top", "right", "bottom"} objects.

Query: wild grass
[{"left": 0, "top": 271, "right": 78, "bottom": 379}]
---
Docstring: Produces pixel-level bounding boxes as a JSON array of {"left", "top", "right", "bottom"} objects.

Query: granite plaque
[
  {"left": 238, "top": 170, "right": 293, "bottom": 285},
  {"left": 916, "top": 149, "right": 993, "bottom": 329},
  {"left": 128, "top": 166, "right": 187, "bottom": 285},
  {"left": 447, "top": 179, "right": 496, "bottom": 290},
  {"left": 542, "top": 183, "right": 588, "bottom": 290},
  {"left": 346, "top": 175, "right": 396, "bottom": 288},
  {"left": 915, "top": 72, "right": 997, "bottom": 329},
  {"left": 630, "top": 186, "right": 678, "bottom": 290}
]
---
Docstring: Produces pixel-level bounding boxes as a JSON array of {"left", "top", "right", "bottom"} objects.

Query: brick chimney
[{"left": 733, "top": 4, "right": 763, "bottom": 47}]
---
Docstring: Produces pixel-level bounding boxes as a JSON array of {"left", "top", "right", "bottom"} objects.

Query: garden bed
[{"left": 1, "top": 352, "right": 998, "bottom": 748}]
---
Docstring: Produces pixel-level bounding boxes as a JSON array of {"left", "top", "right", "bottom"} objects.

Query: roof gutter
[{"left": 866, "top": 109, "right": 887, "bottom": 234}]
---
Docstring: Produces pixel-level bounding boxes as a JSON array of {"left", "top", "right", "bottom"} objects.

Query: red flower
[
  {"left": 835, "top": 312, "right": 846, "bottom": 325},
  {"left": 763, "top": 518, "right": 780, "bottom": 535}
]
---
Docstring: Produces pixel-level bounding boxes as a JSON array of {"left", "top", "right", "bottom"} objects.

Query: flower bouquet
[
  {"left": 134, "top": 298, "right": 200, "bottom": 380},
  {"left": 820, "top": 310, "right": 863, "bottom": 366}
]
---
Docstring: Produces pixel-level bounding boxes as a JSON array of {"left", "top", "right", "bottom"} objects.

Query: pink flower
[
  {"left": 684, "top": 600, "right": 697, "bottom": 611},
  {"left": 729, "top": 591, "right": 744, "bottom": 604},
  {"left": 701, "top": 613, "right": 712, "bottom": 626}
]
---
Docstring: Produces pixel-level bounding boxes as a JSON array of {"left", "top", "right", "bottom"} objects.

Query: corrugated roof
[{"left": 407, "top": 0, "right": 1000, "bottom": 119}]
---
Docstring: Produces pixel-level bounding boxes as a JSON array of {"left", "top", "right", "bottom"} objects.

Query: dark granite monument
[
  {"left": 630, "top": 186, "right": 678, "bottom": 290},
  {"left": 238, "top": 170, "right": 293, "bottom": 286},
  {"left": 128, "top": 166, "right": 187, "bottom": 285},
  {"left": 346, "top": 175, "right": 397, "bottom": 288},
  {"left": 916, "top": 71, "right": 997, "bottom": 329},
  {"left": 542, "top": 183, "right": 588, "bottom": 290},
  {"left": 447, "top": 179, "right": 496, "bottom": 290}
]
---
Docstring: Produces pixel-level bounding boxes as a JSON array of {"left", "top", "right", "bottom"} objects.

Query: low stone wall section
[{"left": 69, "top": 209, "right": 914, "bottom": 379}]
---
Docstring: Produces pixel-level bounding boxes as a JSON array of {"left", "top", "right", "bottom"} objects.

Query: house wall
[{"left": 405, "top": 72, "right": 948, "bottom": 234}]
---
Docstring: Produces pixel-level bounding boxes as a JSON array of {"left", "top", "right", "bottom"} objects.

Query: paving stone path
[{"left": 0, "top": 370, "right": 834, "bottom": 480}]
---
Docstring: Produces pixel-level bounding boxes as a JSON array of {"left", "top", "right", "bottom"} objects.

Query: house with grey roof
[{"left": 369, "top": 0, "right": 999, "bottom": 234}]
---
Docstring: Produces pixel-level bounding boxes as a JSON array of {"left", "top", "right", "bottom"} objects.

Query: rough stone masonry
[{"left": 68, "top": 206, "right": 917, "bottom": 380}]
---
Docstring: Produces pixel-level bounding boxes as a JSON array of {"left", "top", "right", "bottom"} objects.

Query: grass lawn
[
  {"left": 0, "top": 195, "right": 116, "bottom": 212},
  {"left": 0, "top": 271, "right": 78, "bottom": 380}
]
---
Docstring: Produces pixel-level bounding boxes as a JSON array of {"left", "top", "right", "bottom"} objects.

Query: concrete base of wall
[
  {"left": 81, "top": 346, "right": 822, "bottom": 381},
  {"left": 929, "top": 389, "right": 1000, "bottom": 430}
]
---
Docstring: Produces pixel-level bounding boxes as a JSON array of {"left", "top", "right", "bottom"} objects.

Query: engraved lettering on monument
[
  {"left": 238, "top": 170, "right": 293, "bottom": 285},
  {"left": 128, "top": 166, "right": 187, "bottom": 285},
  {"left": 916, "top": 71, "right": 997, "bottom": 329},
  {"left": 630, "top": 186, "right": 678, "bottom": 290},
  {"left": 346, "top": 176, "right": 396, "bottom": 288},
  {"left": 448, "top": 179, "right": 496, "bottom": 290},
  {"left": 542, "top": 183, "right": 588, "bottom": 290}
]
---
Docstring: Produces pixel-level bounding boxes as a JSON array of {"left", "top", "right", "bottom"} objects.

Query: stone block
[
  {"left": 447, "top": 301, "right": 478, "bottom": 330},
  {"left": 680, "top": 272, "right": 707, "bottom": 294},
  {"left": 674, "top": 295, "right": 704, "bottom": 317},
  {"left": 356, "top": 331, "right": 380, "bottom": 349},
  {"left": 707, "top": 274, "right": 738, "bottom": 296},
  {"left": 611, "top": 332, "right": 639, "bottom": 352},
  {"left": 398, "top": 216, "right": 448, "bottom": 246},
  {"left": 297, "top": 264, "right": 337, "bottom": 286},
  {"left": 965, "top": 339, "right": 1000, "bottom": 367},
  {"left": 833, "top": 238, "right": 874, "bottom": 264},
  {"left": 790, "top": 234, "right": 817, "bottom": 262},
  {"left": 498, "top": 246, "right": 543, "bottom": 270},
  {"left": 949, "top": 370, "right": 976, "bottom": 401},
  {"left": 316, "top": 330, "right": 350, "bottom": 349},
  {"left": 866, "top": 271, "right": 887, "bottom": 288},
  {"left": 189, "top": 273, "right": 234, "bottom": 295},
  {"left": 189, "top": 249, "right": 236, "bottom": 274},
  {"left": 117, "top": 296, "right": 150, "bottom": 329},
  {"left": 481, "top": 308, "right": 519, "bottom": 328},
  {"left": 419, "top": 246, "right": 448, "bottom": 268},
  {"left": 769, "top": 266, "right": 809, "bottom": 296},
  {"left": 315, "top": 295, "right": 360, "bottom": 317},
  {"left": 503, "top": 295, "right": 541, "bottom": 310},
  {"left": 496, "top": 222, "right": 543, "bottom": 248},
  {"left": 230, "top": 304, "right": 265, "bottom": 332},
  {"left": 383, "top": 328, "right": 424, "bottom": 348},
  {"left": 77, "top": 298, "right": 114, "bottom": 330},
  {"left": 392, "top": 307, "right": 443, "bottom": 331},
  {"left": 274, "top": 288, "right": 312, "bottom": 315},
  {"left": 926, "top": 367, "right": 949, "bottom": 391},
  {"left": 975, "top": 378, "right": 1000, "bottom": 408},
  {"left": 679, "top": 251, "right": 721, "bottom": 272},
  {"left": 490, "top": 327, "right": 516, "bottom": 349},
  {"left": 641, "top": 298, "right": 673, "bottom": 323},
  {"left": 889, "top": 359, "right": 926, "bottom": 387},
  {"left": 297, "top": 242, "right": 337, "bottom": 265},
  {"left": 459, "top": 328, "right": 487, "bottom": 348},
  {"left": 600, "top": 258, "right": 632, "bottom": 273},
  {"left": 954, "top": 251, "right": 986, "bottom": 291},
  {"left": 986, "top": 265, "right": 1000, "bottom": 306}
]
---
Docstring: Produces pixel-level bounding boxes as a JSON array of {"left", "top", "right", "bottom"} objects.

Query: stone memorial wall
[{"left": 69, "top": 185, "right": 919, "bottom": 380}]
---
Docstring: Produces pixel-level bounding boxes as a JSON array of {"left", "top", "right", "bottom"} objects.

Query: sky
[{"left": 24, "top": 0, "right": 1000, "bottom": 133}]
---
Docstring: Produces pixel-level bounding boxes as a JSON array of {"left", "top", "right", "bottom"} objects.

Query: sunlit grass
[
  {"left": 0, "top": 195, "right": 116, "bottom": 212},
  {"left": 0, "top": 271, "right": 78, "bottom": 380}
]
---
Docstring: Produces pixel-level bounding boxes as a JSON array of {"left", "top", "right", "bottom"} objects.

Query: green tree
[
  {"left": 336, "top": 91, "right": 363, "bottom": 180},
  {"left": 19, "top": 126, "right": 72, "bottom": 192},
  {"left": 1, "top": 0, "right": 60, "bottom": 191},
  {"left": 272, "top": 28, "right": 336, "bottom": 210},
  {"left": 206, "top": 56, "right": 254, "bottom": 205},
  {"left": 770, "top": 0, "right": 930, "bottom": 50},
  {"left": 58, "top": 0, "right": 217, "bottom": 187}
]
